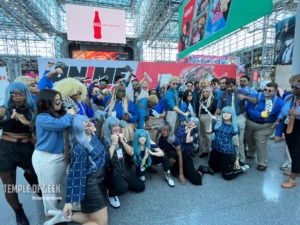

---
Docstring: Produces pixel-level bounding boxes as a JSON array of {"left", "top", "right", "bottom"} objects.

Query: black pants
[
  {"left": 136, "top": 155, "right": 170, "bottom": 177},
  {"left": 208, "top": 150, "right": 243, "bottom": 180},
  {"left": 168, "top": 151, "right": 202, "bottom": 185},
  {"left": 285, "top": 119, "right": 300, "bottom": 173},
  {"left": 108, "top": 169, "right": 145, "bottom": 197}
]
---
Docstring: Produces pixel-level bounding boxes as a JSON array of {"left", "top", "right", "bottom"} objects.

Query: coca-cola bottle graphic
[{"left": 93, "top": 11, "right": 102, "bottom": 39}]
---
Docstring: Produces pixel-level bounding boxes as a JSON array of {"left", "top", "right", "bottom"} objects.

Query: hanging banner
[
  {"left": 178, "top": 0, "right": 273, "bottom": 58},
  {"left": 38, "top": 58, "right": 237, "bottom": 89},
  {"left": 274, "top": 15, "right": 296, "bottom": 65}
]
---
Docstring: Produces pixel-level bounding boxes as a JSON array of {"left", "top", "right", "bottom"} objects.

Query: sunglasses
[
  {"left": 29, "top": 82, "right": 38, "bottom": 87},
  {"left": 99, "top": 81, "right": 107, "bottom": 85},
  {"left": 132, "top": 83, "right": 139, "bottom": 87},
  {"left": 173, "top": 82, "right": 178, "bottom": 85},
  {"left": 117, "top": 90, "right": 126, "bottom": 94},
  {"left": 264, "top": 89, "right": 273, "bottom": 93},
  {"left": 54, "top": 99, "right": 62, "bottom": 106},
  {"left": 240, "top": 80, "right": 247, "bottom": 83},
  {"left": 160, "top": 87, "right": 166, "bottom": 89},
  {"left": 291, "top": 84, "right": 300, "bottom": 90},
  {"left": 11, "top": 92, "right": 25, "bottom": 97}
]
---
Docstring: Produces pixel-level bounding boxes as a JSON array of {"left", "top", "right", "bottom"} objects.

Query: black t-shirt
[
  {"left": 158, "top": 137, "right": 180, "bottom": 153},
  {"left": 1, "top": 108, "right": 32, "bottom": 133}
]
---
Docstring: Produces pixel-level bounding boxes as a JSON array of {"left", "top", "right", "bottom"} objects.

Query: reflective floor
[{"left": 1, "top": 139, "right": 300, "bottom": 225}]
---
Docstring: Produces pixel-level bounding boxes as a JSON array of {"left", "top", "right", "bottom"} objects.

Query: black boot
[
  {"left": 24, "top": 171, "right": 42, "bottom": 197},
  {"left": 15, "top": 204, "right": 29, "bottom": 225}
]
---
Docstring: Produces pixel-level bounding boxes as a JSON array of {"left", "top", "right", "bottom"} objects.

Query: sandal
[{"left": 281, "top": 179, "right": 297, "bottom": 188}]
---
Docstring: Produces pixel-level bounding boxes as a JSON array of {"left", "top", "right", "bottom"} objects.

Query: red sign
[{"left": 252, "top": 70, "right": 259, "bottom": 82}]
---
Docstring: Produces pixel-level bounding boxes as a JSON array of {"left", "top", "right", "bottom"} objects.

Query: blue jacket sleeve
[
  {"left": 38, "top": 114, "right": 72, "bottom": 131},
  {"left": 179, "top": 102, "right": 187, "bottom": 121},
  {"left": 66, "top": 145, "right": 87, "bottom": 203},
  {"left": 38, "top": 70, "right": 53, "bottom": 90},
  {"left": 164, "top": 91, "right": 176, "bottom": 109},
  {"left": 128, "top": 100, "right": 139, "bottom": 123}
]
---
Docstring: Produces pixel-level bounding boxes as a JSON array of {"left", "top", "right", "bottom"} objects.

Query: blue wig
[
  {"left": 103, "top": 116, "right": 126, "bottom": 147},
  {"left": 132, "top": 129, "right": 152, "bottom": 167},
  {"left": 69, "top": 115, "right": 96, "bottom": 166},
  {"left": 213, "top": 106, "right": 238, "bottom": 143},
  {"left": 3, "top": 82, "right": 35, "bottom": 121}
]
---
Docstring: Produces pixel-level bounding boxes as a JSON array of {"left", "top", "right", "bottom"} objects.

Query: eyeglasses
[
  {"left": 72, "top": 91, "right": 82, "bottom": 96},
  {"left": 117, "top": 90, "right": 126, "bottom": 94},
  {"left": 160, "top": 87, "right": 165, "bottom": 89},
  {"left": 132, "top": 83, "right": 139, "bottom": 87},
  {"left": 173, "top": 82, "right": 178, "bottom": 85},
  {"left": 240, "top": 80, "right": 247, "bottom": 83},
  {"left": 29, "top": 82, "right": 38, "bottom": 87},
  {"left": 211, "top": 83, "right": 217, "bottom": 86},
  {"left": 54, "top": 99, "right": 62, "bottom": 106},
  {"left": 11, "top": 92, "right": 25, "bottom": 97},
  {"left": 264, "top": 89, "right": 273, "bottom": 93}
]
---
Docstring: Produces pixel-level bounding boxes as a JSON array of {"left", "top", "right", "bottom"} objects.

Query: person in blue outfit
[
  {"left": 32, "top": 89, "right": 75, "bottom": 220},
  {"left": 245, "top": 82, "right": 283, "bottom": 171},
  {"left": 0, "top": 82, "right": 37, "bottom": 225},
  {"left": 208, "top": 106, "right": 250, "bottom": 180},
  {"left": 215, "top": 78, "right": 256, "bottom": 166},
  {"left": 45, "top": 115, "right": 108, "bottom": 225},
  {"left": 136, "top": 95, "right": 159, "bottom": 129},
  {"left": 274, "top": 74, "right": 300, "bottom": 188}
]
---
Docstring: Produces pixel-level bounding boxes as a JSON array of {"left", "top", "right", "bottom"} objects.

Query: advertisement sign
[
  {"left": 72, "top": 51, "right": 128, "bottom": 60},
  {"left": 0, "top": 67, "right": 9, "bottom": 106},
  {"left": 178, "top": 0, "right": 273, "bottom": 58},
  {"left": 38, "top": 58, "right": 237, "bottom": 89},
  {"left": 274, "top": 15, "right": 296, "bottom": 65},
  {"left": 66, "top": 4, "right": 126, "bottom": 44}
]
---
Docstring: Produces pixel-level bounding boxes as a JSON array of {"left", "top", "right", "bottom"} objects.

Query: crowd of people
[{"left": 0, "top": 62, "right": 300, "bottom": 225}]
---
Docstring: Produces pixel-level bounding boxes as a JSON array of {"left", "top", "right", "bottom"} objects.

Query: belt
[
  {"left": 249, "top": 118, "right": 265, "bottom": 125},
  {"left": 1, "top": 135, "right": 32, "bottom": 143}
]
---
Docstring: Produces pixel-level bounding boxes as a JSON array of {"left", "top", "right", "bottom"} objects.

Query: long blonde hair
[
  {"left": 199, "top": 85, "right": 214, "bottom": 114},
  {"left": 105, "top": 83, "right": 129, "bottom": 116}
]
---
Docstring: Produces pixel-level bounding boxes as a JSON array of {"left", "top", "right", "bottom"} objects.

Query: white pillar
[{"left": 291, "top": 2, "right": 300, "bottom": 75}]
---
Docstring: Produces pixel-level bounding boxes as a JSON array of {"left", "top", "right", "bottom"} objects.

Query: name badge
[
  {"left": 284, "top": 116, "right": 289, "bottom": 125},
  {"left": 116, "top": 149, "right": 123, "bottom": 160},
  {"left": 112, "top": 111, "right": 117, "bottom": 118}
]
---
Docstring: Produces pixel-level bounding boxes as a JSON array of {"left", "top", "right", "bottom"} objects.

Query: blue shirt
[
  {"left": 212, "top": 122, "right": 239, "bottom": 155},
  {"left": 149, "top": 99, "right": 166, "bottom": 115},
  {"left": 164, "top": 88, "right": 179, "bottom": 110},
  {"left": 101, "top": 96, "right": 139, "bottom": 123},
  {"left": 176, "top": 125, "right": 197, "bottom": 155},
  {"left": 217, "top": 89, "right": 253, "bottom": 115},
  {"left": 278, "top": 94, "right": 300, "bottom": 120},
  {"left": 238, "top": 86, "right": 257, "bottom": 95},
  {"left": 75, "top": 101, "right": 94, "bottom": 119},
  {"left": 136, "top": 98, "right": 149, "bottom": 129},
  {"left": 158, "top": 136, "right": 181, "bottom": 153},
  {"left": 35, "top": 113, "right": 72, "bottom": 154},
  {"left": 66, "top": 134, "right": 106, "bottom": 203},
  {"left": 179, "top": 102, "right": 193, "bottom": 121},
  {"left": 246, "top": 93, "right": 283, "bottom": 123},
  {"left": 38, "top": 70, "right": 54, "bottom": 90}
]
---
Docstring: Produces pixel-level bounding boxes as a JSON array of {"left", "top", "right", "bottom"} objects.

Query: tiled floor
[{"left": 1, "top": 139, "right": 300, "bottom": 225}]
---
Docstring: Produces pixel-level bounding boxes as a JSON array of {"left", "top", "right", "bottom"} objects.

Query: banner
[
  {"left": 178, "top": 0, "right": 273, "bottom": 58},
  {"left": 72, "top": 51, "right": 128, "bottom": 60},
  {"left": 66, "top": 4, "right": 126, "bottom": 44},
  {"left": 177, "top": 54, "right": 245, "bottom": 76},
  {"left": 274, "top": 15, "right": 296, "bottom": 65},
  {"left": 38, "top": 58, "right": 237, "bottom": 89},
  {"left": 0, "top": 67, "right": 9, "bottom": 106}
]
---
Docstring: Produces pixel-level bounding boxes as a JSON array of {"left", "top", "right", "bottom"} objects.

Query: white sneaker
[
  {"left": 139, "top": 175, "right": 145, "bottom": 181},
  {"left": 280, "top": 162, "right": 292, "bottom": 170},
  {"left": 241, "top": 165, "right": 250, "bottom": 172},
  {"left": 165, "top": 172, "right": 175, "bottom": 187},
  {"left": 109, "top": 196, "right": 120, "bottom": 208},
  {"left": 44, "top": 210, "right": 71, "bottom": 225}
]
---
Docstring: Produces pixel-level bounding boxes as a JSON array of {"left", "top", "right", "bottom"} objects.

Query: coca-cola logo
[{"left": 94, "top": 22, "right": 101, "bottom": 27}]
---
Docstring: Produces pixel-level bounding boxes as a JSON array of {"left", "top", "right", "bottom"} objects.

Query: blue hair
[
  {"left": 69, "top": 115, "right": 96, "bottom": 166},
  {"left": 103, "top": 117, "right": 126, "bottom": 147},
  {"left": 4, "top": 82, "right": 35, "bottom": 121},
  {"left": 132, "top": 129, "right": 152, "bottom": 166},
  {"left": 213, "top": 106, "right": 238, "bottom": 144}
]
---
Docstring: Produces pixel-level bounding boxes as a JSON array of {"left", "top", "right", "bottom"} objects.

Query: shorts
[
  {"left": 81, "top": 167, "right": 107, "bottom": 214},
  {"left": 0, "top": 140, "right": 34, "bottom": 172}
]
